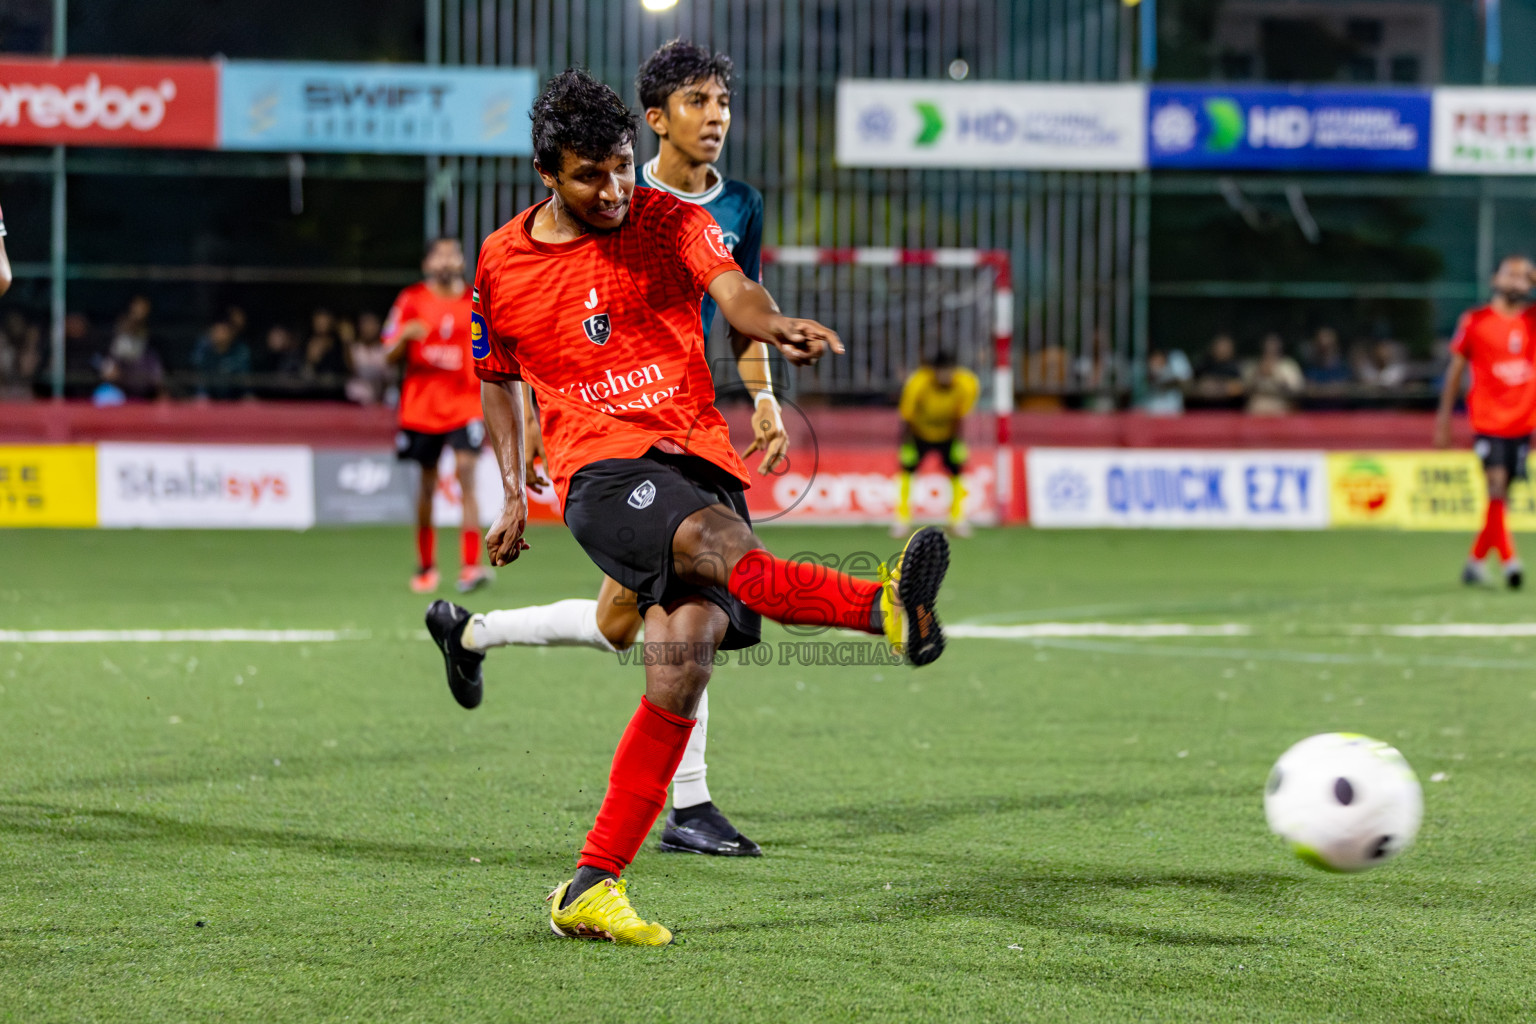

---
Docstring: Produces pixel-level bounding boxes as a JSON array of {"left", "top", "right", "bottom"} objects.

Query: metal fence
[{"left": 425, "top": 0, "right": 1143, "bottom": 400}]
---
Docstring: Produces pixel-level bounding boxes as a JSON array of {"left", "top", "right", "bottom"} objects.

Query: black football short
[
  {"left": 899, "top": 435, "right": 967, "bottom": 476},
  {"left": 395, "top": 420, "right": 486, "bottom": 467},
  {"left": 563, "top": 448, "right": 761, "bottom": 651},
  {"left": 1473, "top": 433, "right": 1531, "bottom": 481}
]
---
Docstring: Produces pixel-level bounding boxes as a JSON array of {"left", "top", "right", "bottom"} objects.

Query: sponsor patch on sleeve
[{"left": 470, "top": 310, "right": 490, "bottom": 359}]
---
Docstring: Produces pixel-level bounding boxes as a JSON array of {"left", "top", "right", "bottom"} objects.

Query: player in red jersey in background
[
  {"left": 383, "top": 237, "right": 493, "bottom": 594},
  {"left": 1435, "top": 254, "right": 1536, "bottom": 589},
  {"left": 428, "top": 70, "right": 950, "bottom": 945}
]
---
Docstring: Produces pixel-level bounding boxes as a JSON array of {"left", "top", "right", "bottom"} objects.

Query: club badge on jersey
[{"left": 583, "top": 313, "right": 611, "bottom": 345}]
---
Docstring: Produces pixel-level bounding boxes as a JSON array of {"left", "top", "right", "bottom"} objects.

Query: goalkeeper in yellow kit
[{"left": 894, "top": 349, "right": 980, "bottom": 538}]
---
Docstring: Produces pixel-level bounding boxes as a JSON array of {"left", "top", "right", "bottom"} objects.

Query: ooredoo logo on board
[
  {"left": 0, "top": 59, "right": 219, "bottom": 148},
  {"left": 96, "top": 444, "right": 314, "bottom": 529}
]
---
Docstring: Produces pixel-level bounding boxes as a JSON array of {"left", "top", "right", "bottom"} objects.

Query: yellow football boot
[
  {"left": 547, "top": 877, "right": 673, "bottom": 946},
  {"left": 879, "top": 525, "right": 950, "bottom": 666}
]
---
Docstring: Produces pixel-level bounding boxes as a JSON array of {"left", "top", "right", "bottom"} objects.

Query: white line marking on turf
[
  {"left": 1379, "top": 623, "right": 1536, "bottom": 637},
  {"left": 1021, "top": 638, "right": 1536, "bottom": 671},
  {"left": 949, "top": 623, "right": 1252, "bottom": 639},
  {"left": 0, "top": 629, "right": 368, "bottom": 643}
]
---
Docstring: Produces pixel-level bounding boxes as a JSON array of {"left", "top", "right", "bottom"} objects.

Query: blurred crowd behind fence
[{"left": 0, "top": 0, "right": 1532, "bottom": 409}]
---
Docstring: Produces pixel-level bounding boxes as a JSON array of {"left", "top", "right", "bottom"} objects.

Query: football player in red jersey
[
  {"left": 1435, "top": 254, "right": 1536, "bottom": 589},
  {"left": 426, "top": 70, "right": 950, "bottom": 945},
  {"left": 383, "top": 237, "right": 493, "bottom": 594},
  {"left": 0, "top": 201, "right": 12, "bottom": 296},
  {"left": 424, "top": 41, "right": 784, "bottom": 861}
]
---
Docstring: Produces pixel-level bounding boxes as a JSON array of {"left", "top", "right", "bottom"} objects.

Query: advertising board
[
  {"left": 0, "top": 58, "right": 219, "bottom": 149},
  {"left": 96, "top": 443, "right": 314, "bottom": 529},
  {"left": 0, "top": 445, "right": 97, "bottom": 527}
]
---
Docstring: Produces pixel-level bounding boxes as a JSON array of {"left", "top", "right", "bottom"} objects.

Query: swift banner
[
  {"left": 219, "top": 61, "right": 537, "bottom": 155},
  {"left": 1431, "top": 88, "right": 1536, "bottom": 175},
  {"left": 1027, "top": 448, "right": 1329, "bottom": 529},
  {"left": 836, "top": 81, "right": 1146, "bottom": 170},
  {"left": 0, "top": 58, "right": 218, "bottom": 148},
  {"left": 1148, "top": 86, "right": 1431, "bottom": 172}
]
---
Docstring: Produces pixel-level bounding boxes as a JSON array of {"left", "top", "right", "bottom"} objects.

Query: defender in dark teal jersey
[{"left": 427, "top": 41, "right": 787, "bottom": 859}]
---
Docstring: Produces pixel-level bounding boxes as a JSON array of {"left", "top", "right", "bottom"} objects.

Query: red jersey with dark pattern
[
  {"left": 471, "top": 188, "right": 748, "bottom": 506},
  {"left": 1450, "top": 304, "right": 1536, "bottom": 438},
  {"left": 382, "top": 281, "right": 482, "bottom": 433}
]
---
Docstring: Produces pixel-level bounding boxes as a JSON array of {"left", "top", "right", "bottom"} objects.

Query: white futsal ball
[{"left": 1263, "top": 732, "right": 1423, "bottom": 873}]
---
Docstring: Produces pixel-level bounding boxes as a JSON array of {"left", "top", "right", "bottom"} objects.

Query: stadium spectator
[
  {"left": 1138, "top": 348, "right": 1191, "bottom": 415},
  {"left": 1245, "top": 333, "right": 1304, "bottom": 415},
  {"left": 301, "top": 308, "right": 350, "bottom": 399},
  {"left": 1303, "top": 326, "right": 1352, "bottom": 385},
  {"left": 96, "top": 295, "right": 165, "bottom": 402},
  {"left": 0, "top": 309, "right": 41, "bottom": 399},
  {"left": 256, "top": 324, "right": 303, "bottom": 384},
  {"left": 346, "top": 311, "right": 392, "bottom": 405},
  {"left": 1194, "top": 333, "right": 1245, "bottom": 403},
  {"left": 1020, "top": 345, "right": 1069, "bottom": 412},
  {"left": 190, "top": 316, "right": 253, "bottom": 400},
  {"left": 1370, "top": 339, "right": 1411, "bottom": 388}
]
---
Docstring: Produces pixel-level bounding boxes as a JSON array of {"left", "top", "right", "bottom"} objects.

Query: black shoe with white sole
[
  {"left": 658, "top": 802, "right": 763, "bottom": 857},
  {"left": 425, "top": 600, "right": 485, "bottom": 709}
]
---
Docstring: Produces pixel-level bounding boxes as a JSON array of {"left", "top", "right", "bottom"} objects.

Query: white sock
[
  {"left": 462, "top": 598, "right": 618, "bottom": 653},
  {"left": 670, "top": 688, "right": 711, "bottom": 809}
]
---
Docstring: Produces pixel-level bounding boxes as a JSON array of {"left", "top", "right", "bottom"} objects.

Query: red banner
[
  {"left": 0, "top": 58, "right": 218, "bottom": 148},
  {"left": 742, "top": 447, "right": 1003, "bottom": 525}
]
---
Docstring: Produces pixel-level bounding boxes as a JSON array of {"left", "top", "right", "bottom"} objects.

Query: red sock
[
  {"left": 460, "top": 529, "right": 480, "bottom": 568},
  {"left": 416, "top": 527, "right": 435, "bottom": 570},
  {"left": 1490, "top": 499, "right": 1515, "bottom": 561},
  {"left": 727, "top": 548, "right": 882, "bottom": 633},
  {"left": 578, "top": 697, "right": 695, "bottom": 876},
  {"left": 1474, "top": 499, "right": 1505, "bottom": 560}
]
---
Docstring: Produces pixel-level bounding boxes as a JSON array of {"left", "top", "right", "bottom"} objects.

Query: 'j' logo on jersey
[
  {"left": 470, "top": 311, "right": 490, "bottom": 359},
  {"left": 583, "top": 313, "right": 611, "bottom": 346}
]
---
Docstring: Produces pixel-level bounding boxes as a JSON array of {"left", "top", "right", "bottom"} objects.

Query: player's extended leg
[
  {"left": 453, "top": 448, "right": 493, "bottom": 593},
  {"left": 946, "top": 439, "right": 971, "bottom": 538},
  {"left": 411, "top": 463, "right": 440, "bottom": 594},
  {"left": 458, "top": 574, "right": 640, "bottom": 655},
  {"left": 676, "top": 501, "right": 950, "bottom": 667},
  {"left": 549, "top": 597, "right": 726, "bottom": 945},
  {"left": 1468, "top": 461, "right": 1516, "bottom": 587},
  {"left": 893, "top": 437, "right": 918, "bottom": 538}
]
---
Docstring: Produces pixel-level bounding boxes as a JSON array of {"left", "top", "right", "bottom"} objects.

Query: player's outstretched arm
[
  {"left": 709, "top": 270, "right": 843, "bottom": 367},
  {"left": 732, "top": 335, "right": 787, "bottom": 474},
  {"left": 1433, "top": 352, "right": 1467, "bottom": 449},
  {"left": 481, "top": 379, "right": 531, "bottom": 565}
]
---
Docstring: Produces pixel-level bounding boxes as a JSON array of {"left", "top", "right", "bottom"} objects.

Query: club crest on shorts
[
  {"left": 628, "top": 480, "right": 656, "bottom": 510},
  {"left": 582, "top": 313, "right": 611, "bottom": 345}
]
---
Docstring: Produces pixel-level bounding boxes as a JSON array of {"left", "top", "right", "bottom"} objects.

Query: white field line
[
  {"left": 949, "top": 623, "right": 1253, "bottom": 639},
  {"left": 1018, "top": 637, "right": 1536, "bottom": 671},
  {"left": 0, "top": 629, "right": 368, "bottom": 643},
  {"left": 953, "top": 621, "right": 1536, "bottom": 640}
]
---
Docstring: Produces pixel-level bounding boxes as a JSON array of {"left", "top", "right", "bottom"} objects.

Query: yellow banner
[
  {"left": 0, "top": 445, "right": 98, "bottom": 527},
  {"left": 1327, "top": 451, "right": 1536, "bottom": 531}
]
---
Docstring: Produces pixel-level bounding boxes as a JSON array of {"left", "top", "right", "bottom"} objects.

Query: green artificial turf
[{"left": 1, "top": 526, "right": 1534, "bottom": 1022}]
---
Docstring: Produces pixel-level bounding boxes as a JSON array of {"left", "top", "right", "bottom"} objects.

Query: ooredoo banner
[
  {"left": 96, "top": 443, "right": 314, "bottom": 529},
  {"left": 0, "top": 58, "right": 219, "bottom": 148},
  {"left": 1027, "top": 448, "right": 1329, "bottom": 529},
  {"left": 743, "top": 448, "right": 999, "bottom": 526},
  {"left": 836, "top": 81, "right": 1146, "bottom": 170}
]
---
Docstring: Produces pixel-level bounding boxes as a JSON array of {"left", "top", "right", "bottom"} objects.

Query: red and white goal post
[{"left": 757, "top": 246, "right": 1017, "bottom": 526}]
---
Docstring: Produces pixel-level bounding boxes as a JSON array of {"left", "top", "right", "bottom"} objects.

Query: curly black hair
[
  {"left": 635, "top": 39, "right": 734, "bottom": 112},
  {"left": 531, "top": 68, "right": 639, "bottom": 178}
]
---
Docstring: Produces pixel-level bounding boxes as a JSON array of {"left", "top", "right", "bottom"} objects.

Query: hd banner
[
  {"left": 836, "top": 81, "right": 1146, "bottom": 170},
  {"left": 1027, "top": 448, "right": 1329, "bottom": 529},
  {"left": 219, "top": 61, "right": 537, "bottom": 155},
  {"left": 1147, "top": 85, "right": 1431, "bottom": 172}
]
